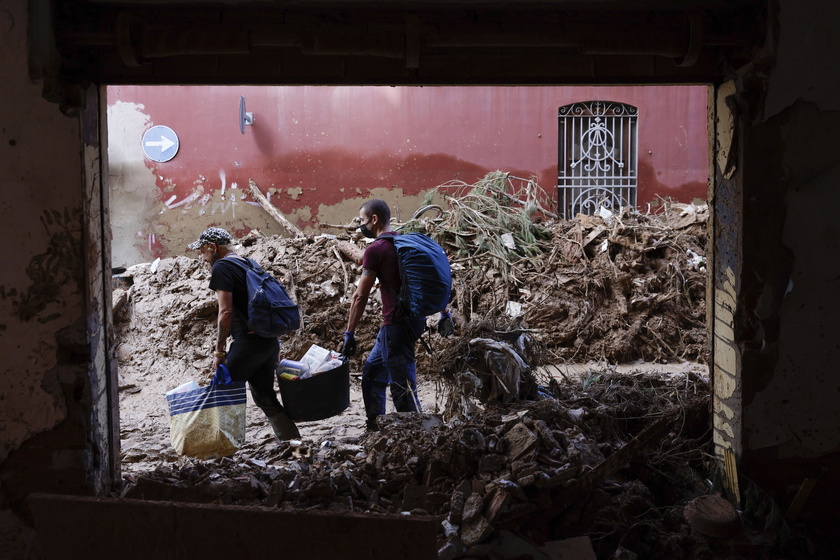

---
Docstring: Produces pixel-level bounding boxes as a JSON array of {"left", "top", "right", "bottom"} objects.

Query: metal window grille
[{"left": 557, "top": 101, "right": 638, "bottom": 219}]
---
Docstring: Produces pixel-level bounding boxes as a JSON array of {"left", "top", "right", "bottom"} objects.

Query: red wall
[{"left": 108, "top": 85, "right": 709, "bottom": 227}]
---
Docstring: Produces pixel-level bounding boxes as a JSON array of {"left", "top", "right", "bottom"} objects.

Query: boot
[
  {"left": 365, "top": 415, "right": 379, "bottom": 432},
  {"left": 268, "top": 411, "right": 300, "bottom": 441}
]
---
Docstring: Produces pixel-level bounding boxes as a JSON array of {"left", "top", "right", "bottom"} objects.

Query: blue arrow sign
[{"left": 142, "top": 125, "right": 180, "bottom": 163}]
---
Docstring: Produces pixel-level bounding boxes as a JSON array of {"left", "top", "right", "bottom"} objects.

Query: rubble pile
[
  {"left": 123, "top": 369, "right": 724, "bottom": 559},
  {"left": 423, "top": 172, "right": 709, "bottom": 367}
]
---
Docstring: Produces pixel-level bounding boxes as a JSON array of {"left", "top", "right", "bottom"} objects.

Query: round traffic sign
[{"left": 142, "top": 125, "right": 180, "bottom": 163}]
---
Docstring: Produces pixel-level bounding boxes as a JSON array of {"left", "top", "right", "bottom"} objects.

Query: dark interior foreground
[{"left": 4, "top": 0, "right": 840, "bottom": 558}]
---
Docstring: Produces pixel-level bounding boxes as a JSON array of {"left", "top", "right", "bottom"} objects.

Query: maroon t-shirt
[{"left": 362, "top": 233, "right": 402, "bottom": 324}]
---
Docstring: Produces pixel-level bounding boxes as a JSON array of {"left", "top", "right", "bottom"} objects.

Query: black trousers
[{"left": 225, "top": 334, "right": 283, "bottom": 418}]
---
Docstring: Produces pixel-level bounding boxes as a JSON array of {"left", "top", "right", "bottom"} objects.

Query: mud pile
[
  {"left": 114, "top": 173, "right": 709, "bottom": 389},
  {"left": 424, "top": 174, "right": 709, "bottom": 368}
]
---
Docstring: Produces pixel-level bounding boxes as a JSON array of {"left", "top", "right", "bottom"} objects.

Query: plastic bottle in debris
[{"left": 279, "top": 359, "right": 311, "bottom": 380}]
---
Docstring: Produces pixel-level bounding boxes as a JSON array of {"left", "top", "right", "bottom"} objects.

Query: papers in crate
[
  {"left": 165, "top": 365, "right": 246, "bottom": 459},
  {"left": 298, "top": 343, "right": 344, "bottom": 376}
]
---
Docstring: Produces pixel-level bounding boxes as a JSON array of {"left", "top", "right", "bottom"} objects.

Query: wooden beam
[
  {"left": 28, "top": 493, "right": 436, "bottom": 560},
  {"left": 249, "top": 179, "right": 305, "bottom": 238}
]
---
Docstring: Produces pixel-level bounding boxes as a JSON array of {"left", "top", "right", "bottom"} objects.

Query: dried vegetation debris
[{"left": 423, "top": 173, "right": 709, "bottom": 366}]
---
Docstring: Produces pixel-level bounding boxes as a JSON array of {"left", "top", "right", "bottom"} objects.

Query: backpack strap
[
  {"left": 376, "top": 233, "right": 397, "bottom": 285},
  {"left": 222, "top": 254, "right": 260, "bottom": 273}
]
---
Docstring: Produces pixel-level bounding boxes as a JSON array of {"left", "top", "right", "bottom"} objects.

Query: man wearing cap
[{"left": 188, "top": 227, "right": 300, "bottom": 441}]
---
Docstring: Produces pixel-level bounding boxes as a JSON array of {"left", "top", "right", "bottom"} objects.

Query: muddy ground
[{"left": 113, "top": 176, "right": 812, "bottom": 559}]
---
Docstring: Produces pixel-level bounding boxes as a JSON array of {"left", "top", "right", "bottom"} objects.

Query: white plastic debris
[
  {"left": 505, "top": 301, "right": 523, "bottom": 317},
  {"left": 597, "top": 205, "right": 614, "bottom": 224},
  {"left": 501, "top": 232, "right": 517, "bottom": 250},
  {"left": 441, "top": 519, "right": 459, "bottom": 537}
]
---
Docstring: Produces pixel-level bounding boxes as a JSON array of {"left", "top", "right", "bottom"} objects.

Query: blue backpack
[
  {"left": 228, "top": 257, "right": 300, "bottom": 337},
  {"left": 381, "top": 232, "right": 452, "bottom": 318}
]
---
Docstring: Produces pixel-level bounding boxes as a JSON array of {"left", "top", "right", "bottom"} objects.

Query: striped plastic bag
[{"left": 166, "top": 365, "right": 246, "bottom": 459}]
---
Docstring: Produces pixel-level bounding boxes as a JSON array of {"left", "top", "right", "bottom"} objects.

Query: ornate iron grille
[{"left": 557, "top": 101, "right": 638, "bottom": 219}]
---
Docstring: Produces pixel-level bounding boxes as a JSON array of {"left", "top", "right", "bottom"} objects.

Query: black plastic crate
[{"left": 277, "top": 360, "right": 350, "bottom": 422}]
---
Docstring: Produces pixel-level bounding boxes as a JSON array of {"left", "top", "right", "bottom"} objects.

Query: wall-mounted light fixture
[{"left": 239, "top": 95, "right": 254, "bottom": 134}]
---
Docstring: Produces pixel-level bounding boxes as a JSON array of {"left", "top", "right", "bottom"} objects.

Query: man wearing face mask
[
  {"left": 340, "top": 199, "right": 428, "bottom": 431},
  {"left": 188, "top": 227, "right": 300, "bottom": 441}
]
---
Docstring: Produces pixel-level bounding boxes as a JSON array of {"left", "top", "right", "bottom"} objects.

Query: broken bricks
[{"left": 503, "top": 422, "right": 539, "bottom": 462}]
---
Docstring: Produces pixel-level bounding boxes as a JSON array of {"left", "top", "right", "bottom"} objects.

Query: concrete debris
[{"left": 118, "top": 381, "right": 729, "bottom": 559}]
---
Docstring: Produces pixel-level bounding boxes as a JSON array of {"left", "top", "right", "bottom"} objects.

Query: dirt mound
[{"left": 115, "top": 173, "right": 708, "bottom": 385}]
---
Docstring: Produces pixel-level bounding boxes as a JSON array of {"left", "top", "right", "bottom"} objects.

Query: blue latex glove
[
  {"left": 212, "top": 364, "right": 233, "bottom": 385},
  {"left": 437, "top": 311, "right": 455, "bottom": 337},
  {"left": 340, "top": 331, "right": 357, "bottom": 357}
]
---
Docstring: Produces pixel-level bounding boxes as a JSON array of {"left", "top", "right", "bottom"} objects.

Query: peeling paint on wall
[
  {"left": 713, "top": 265, "right": 741, "bottom": 450},
  {"left": 711, "top": 79, "right": 744, "bottom": 461},
  {"left": 107, "top": 101, "right": 159, "bottom": 267},
  {"left": 0, "top": 0, "right": 88, "bottom": 472},
  {"left": 715, "top": 82, "right": 737, "bottom": 180},
  {"left": 1, "top": 206, "right": 86, "bottom": 461}
]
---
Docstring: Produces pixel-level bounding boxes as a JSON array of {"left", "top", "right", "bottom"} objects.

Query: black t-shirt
[{"left": 208, "top": 256, "right": 251, "bottom": 338}]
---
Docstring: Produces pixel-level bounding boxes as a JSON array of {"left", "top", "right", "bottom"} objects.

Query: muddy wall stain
[{"left": 107, "top": 85, "right": 710, "bottom": 265}]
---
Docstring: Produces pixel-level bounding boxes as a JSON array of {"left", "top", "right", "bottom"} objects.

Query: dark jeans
[
  {"left": 361, "top": 317, "right": 426, "bottom": 419},
  {"left": 225, "top": 334, "right": 283, "bottom": 419}
]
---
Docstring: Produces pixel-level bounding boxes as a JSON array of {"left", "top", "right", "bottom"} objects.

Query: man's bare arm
[
  {"left": 216, "top": 290, "right": 234, "bottom": 348},
  {"left": 209, "top": 290, "right": 234, "bottom": 375},
  {"left": 346, "top": 268, "right": 376, "bottom": 333}
]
